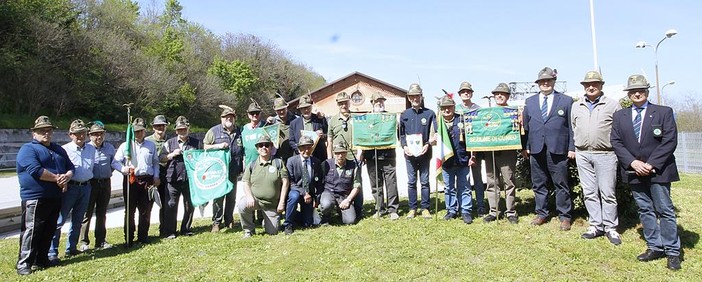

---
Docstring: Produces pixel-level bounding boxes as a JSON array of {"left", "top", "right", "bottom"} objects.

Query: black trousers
[
  {"left": 366, "top": 157, "right": 399, "bottom": 214},
  {"left": 154, "top": 168, "right": 167, "bottom": 236},
  {"left": 164, "top": 181, "right": 194, "bottom": 236},
  {"left": 17, "top": 198, "right": 61, "bottom": 270},
  {"left": 81, "top": 178, "right": 112, "bottom": 246},
  {"left": 122, "top": 176, "right": 152, "bottom": 244}
]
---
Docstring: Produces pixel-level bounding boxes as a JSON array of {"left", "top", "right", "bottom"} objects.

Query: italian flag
[{"left": 435, "top": 114, "right": 454, "bottom": 184}]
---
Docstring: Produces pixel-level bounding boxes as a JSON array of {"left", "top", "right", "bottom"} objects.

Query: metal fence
[{"left": 675, "top": 132, "right": 702, "bottom": 174}]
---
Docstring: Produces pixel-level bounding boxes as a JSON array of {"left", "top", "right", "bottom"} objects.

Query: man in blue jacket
[
  {"left": 611, "top": 74, "right": 681, "bottom": 270},
  {"left": 522, "top": 67, "right": 575, "bottom": 231},
  {"left": 16, "top": 116, "right": 75, "bottom": 275}
]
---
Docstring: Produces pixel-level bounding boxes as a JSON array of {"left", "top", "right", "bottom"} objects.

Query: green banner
[
  {"left": 183, "top": 149, "right": 233, "bottom": 206},
  {"left": 352, "top": 113, "right": 398, "bottom": 150},
  {"left": 463, "top": 106, "right": 522, "bottom": 152},
  {"left": 263, "top": 123, "right": 280, "bottom": 147}
]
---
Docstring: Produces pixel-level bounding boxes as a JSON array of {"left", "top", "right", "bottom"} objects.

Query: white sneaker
[
  {"left": 79, "top": 244, "right": 90, "bottom": 252},
  {"left": 606, "top": 230, "right": 622, "bottom": 245}
]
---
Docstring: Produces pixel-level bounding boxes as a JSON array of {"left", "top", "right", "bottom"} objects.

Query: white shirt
[
  {"left": 114, "top": 139, "right": 160, "bottom": 178},
  {"left": 539, "top": 92, "right": 554, "bottom": 118},
  {"left": 631, "top": 102, "right": 649, "bottom": 142}
]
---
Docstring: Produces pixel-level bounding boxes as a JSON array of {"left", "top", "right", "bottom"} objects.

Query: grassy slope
[{"left": 0, "top": 174, "right": 700, "bottom": 280}]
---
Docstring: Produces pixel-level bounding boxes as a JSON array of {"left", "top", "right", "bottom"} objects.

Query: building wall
[{"left": 310, "top": 75, "right": 407, "bottom": 116}]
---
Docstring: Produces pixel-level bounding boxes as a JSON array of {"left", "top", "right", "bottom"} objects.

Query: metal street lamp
[
  {"left": 660, "top": 81, "right": 675, "bottom": 105},
  {"left": 635, "top": 29, "right": 678, "bottom": 105}
]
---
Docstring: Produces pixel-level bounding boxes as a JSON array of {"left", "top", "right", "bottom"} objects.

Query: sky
[{"left": 140, "top": 0, "right": 701, "bottom": 108}]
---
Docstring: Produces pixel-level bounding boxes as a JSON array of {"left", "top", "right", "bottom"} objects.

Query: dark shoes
[
  {"left": 65, "top": 249, "right": 81, "bottom": 257},
  {"left": 462, "top": 213, "right": 473, "bottom": 224},
  {"left": 483, "top": 214, "right": 497, "bottom": 223},
  {"left": 559, "top": 219, "right": 571, "bottom": 231},
  {"left": 667, "top": 255, "right": 682, "bottom": 270},
  {"left": 637, "top": 249, "right": 666, "bottom": 262},
  {"left": 48, "top": 255, "right": 60, "bottom": 266},
  {"left": 507, "top": 215, "right": 519, "bottom": 224},
  {"left": 443, "top": 212, "right": 456, "bottom": 221},
  {"left": 476, "top": 207, "right": 488, "bottom": 217},
  {"left": 531, "top": 216, "right": 547, "bottom": 226},
  {"left": 581, "top": 227, "right": 605, "bottom": 239},
  {"left": 284, "top": 226, "right": 294, "bottom": 235}
]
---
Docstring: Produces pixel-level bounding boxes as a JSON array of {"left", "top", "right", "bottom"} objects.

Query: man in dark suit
[
  {"left": 283, "top": 136, "right": 323, "bottom": 235},
  {"left": 610, "top": 74, "right": 681, "bottom": 270},
  {"left": 289, "top": 95, "right": 328, "bottom": 162},
  {"left": 522, "top": 67, "right": 575, "bottom": 231}
]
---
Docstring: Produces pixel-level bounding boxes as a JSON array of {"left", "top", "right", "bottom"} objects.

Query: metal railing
[{"left": 675, "top": 132, "right": 702, "bottom": 174}]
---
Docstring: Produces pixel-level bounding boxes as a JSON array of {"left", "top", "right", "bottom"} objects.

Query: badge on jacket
[
  {"left": 421, "top": 118, "right": 427, "bottom": 125},
  {"left": 652, "top": 125, "right": 663, "bottom": 137},
  {"left": 557, "top": 109, "right": 565, "bottom": 116}
]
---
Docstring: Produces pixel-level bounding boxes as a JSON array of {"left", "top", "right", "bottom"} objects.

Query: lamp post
[
  {"left": 660, "top": 80, "right": 676, "bottom": 105},
  {"left": 635, "top": 29, "right": 678, "bottom": 105}
]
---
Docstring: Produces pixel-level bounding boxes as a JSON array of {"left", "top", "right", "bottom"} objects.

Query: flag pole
[
  {"left": 434, "top": 115, "right": 440, "bottom": 220},
  {"left": 122, "top": 103, "right": 133, "bottom": 246},
  {"left": 490, "top": 150, "right": 499, "bottom": 225}
]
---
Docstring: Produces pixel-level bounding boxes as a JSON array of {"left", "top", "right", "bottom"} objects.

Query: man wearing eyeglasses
[
  {"left": 611, "top": 74, "right": 681, "bottom": 270},
  {"left": 145, "top": 115, "right": 169, "bottom": 237},
  {"left": 16, "top": 116, "right": 74, "bottom": 275},
  {"left": 327, "top": 92, "right": 363, "bottom": 218},
  {"left": 242, "top": 102, "right": 268, "bottom": 169},
  {"left": 238, "top": 135, "right": 289, "bottom": 238}
]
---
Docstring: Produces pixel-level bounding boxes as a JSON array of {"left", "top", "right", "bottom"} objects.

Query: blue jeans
[
  {"left": 284, "top": 190, "right": 314, "bottom": 228},
  {"left": 50, "top": 183, "right": 90, "bottom": 256},
  {"left": 406, "top": 156, "right": 431, "bottom": 210},
  {"left": 631, "top": 182, "right": 680, "bottom": 256},
  {"left": 442, "top": 166, "right": 472, "bottom": 214}
]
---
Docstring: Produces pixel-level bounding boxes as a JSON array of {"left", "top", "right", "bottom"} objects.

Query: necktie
[
  {"left": 541, "top": 96, "right": 548, "bottom": 121},
  {"left": 302, "top": 159, "right": 310, "bottom": 192},
  {"left": 633, "top": 107, "right": 643, "bottom": 142}
]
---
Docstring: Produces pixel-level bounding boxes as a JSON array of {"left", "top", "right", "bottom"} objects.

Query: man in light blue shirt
[
  {"left": 80, "top": 121, "right": 118, "bottom": 251},
  {"left": 49, "top": 119, "right": 95, "bottom": 261}
]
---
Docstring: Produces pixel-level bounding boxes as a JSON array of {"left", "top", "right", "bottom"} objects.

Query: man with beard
[
  {"left": 16, "top": 116, "right": 74, "bottom": 275},
  {"left": 359, "top": 93, "right": 399, "bottom": 220},
  {"left": 203, "top": 105, "right": 244, "bottom": 232}
]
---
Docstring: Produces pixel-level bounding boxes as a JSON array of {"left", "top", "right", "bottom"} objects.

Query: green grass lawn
[{"left": 1, "top": 174, "right": 700, "bottom": 280}]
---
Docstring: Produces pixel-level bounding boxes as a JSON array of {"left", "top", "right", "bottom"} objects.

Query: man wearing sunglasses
[{"left": 238, "top": 135, "right": 289, "bottom": 238}]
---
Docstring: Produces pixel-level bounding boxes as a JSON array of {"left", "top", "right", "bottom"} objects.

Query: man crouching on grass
[
  {"left": 238, "top": 135, "right": 289, "bottom": 238},
  {"left": 319, "top": 142, "right": 361, "bottom": 225}
]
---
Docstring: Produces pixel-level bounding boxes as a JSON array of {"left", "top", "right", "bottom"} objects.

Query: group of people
[{"left": 14, "top": 67, "right": 682, "bottom": 275}]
